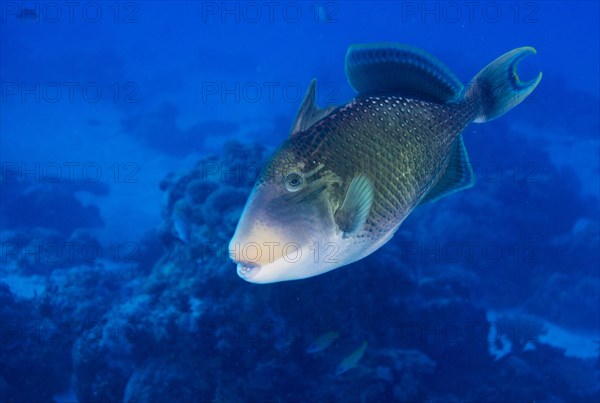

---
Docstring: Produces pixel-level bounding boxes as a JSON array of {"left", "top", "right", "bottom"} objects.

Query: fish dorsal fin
[
  {"left": 334, "top": 174, "right": 374, "bottom": 238},
  {"left": 290, "top": 79, "right": 336, "bottom": 136},
  {"left": 421, "top": 135, "right": 475, "bottom": 204},
  {"left": 345, "top": 43, "right": 464, "bottom": 103}
]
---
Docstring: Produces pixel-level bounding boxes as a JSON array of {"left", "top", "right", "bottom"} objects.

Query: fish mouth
[{"left": 235, "top": 261, "right": 262, "bottom": 280}]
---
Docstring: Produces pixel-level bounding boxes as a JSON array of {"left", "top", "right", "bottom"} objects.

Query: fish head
[{"left": 229, "top": 141, "right": 345, "bottom": 283}]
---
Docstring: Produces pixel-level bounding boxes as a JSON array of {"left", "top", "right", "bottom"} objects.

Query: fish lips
[
  {"left": 234, "top": 260, "right": 290, "bottom": 284},
  {"left": 232, "top": 239, "right": 341, "bottom": 284},
  {"left": 236, "top": 261, "right": 262, "bottom": 280},
  {"left": 233, "top": 251, "right": 303, "bottom": 283}
]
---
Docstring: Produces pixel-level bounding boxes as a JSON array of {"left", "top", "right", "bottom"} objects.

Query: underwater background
[{"left": 1, "top": 1, "right": 599, "bottom": 402}]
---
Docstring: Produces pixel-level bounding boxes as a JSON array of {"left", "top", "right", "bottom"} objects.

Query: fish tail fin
[{"left": 465, "top": 47, "right": 542, "bottom": 123}]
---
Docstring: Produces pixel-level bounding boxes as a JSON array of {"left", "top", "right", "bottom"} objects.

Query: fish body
[
  {"left": 306, "top": 331, "right": 340, "bottom": 354},
  {"left": 335, "top": 341, "right": 368, "bottom": 375},
  {"left": 229, "top": 43, "right": 541, "bottom": 283}
]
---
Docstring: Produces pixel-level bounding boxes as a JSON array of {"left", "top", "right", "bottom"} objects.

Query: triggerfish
[{"left": 229, "top": 43, "right": 541, "bottom": 283}]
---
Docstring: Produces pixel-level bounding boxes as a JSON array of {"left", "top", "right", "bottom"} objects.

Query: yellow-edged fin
[
  {"left": 466, "top": 46, "right": 542, "bottom": 122},
  {"left": 345, "top": 43, "right": 463, "bottom": 102}
]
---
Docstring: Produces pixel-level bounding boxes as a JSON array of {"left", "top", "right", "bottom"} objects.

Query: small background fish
[
  {"left": 336, "top": 341, "right": 368, "bottom": 375},
  {"left": 306, "top": 331, "right": 340, "bottom": 354}
]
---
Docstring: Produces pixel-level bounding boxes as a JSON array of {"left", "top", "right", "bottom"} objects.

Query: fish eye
[{"left": 284, "top": 172, "right": 304, "bottom": 192}]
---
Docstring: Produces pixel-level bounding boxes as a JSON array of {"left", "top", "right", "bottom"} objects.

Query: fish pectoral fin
[
  {"left": 420, "top": 135, "right": 476, "bottom": 204},
  {"left": 334, "top": 174, "right": 374, "bottom": 238},
  {"left": 345, "top": 43, "right": 463, "bottom": 103},
  {"left": 290, "top": 79, "right": 337, "bottom": 136}
]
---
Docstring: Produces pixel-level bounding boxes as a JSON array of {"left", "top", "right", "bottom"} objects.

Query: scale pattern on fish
[{"left": 229, "top": 43, "right": 542, "bottom": 283}]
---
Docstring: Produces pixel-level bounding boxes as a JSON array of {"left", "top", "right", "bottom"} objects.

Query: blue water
[{"left": 1, "top": 1, "right": 599, "bottom": 402}]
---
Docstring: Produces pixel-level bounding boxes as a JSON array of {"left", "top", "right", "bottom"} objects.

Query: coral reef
[
  {"left": 0, "top": 177, "right": 106, "bottom": 236},
  {"left": 66, "top": 140, "right": 600, "bottom": 401},
  {"left": 0, "top": 135, "right": 597, "bottom": 402},
  {"left": 0, "top": 282, "right": 72, "bottom": 402}
]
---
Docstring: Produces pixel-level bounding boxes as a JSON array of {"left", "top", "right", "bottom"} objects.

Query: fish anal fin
[{"left": 421, "top": 135, "right": 475, "bottom": 204}]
